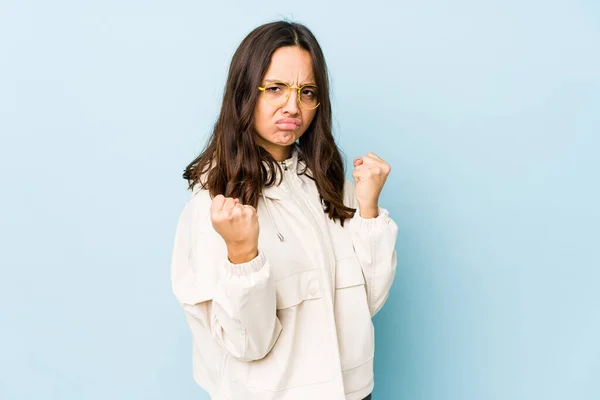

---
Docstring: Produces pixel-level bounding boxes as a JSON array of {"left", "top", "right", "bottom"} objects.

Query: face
[{"left": 253, "top": 46, "right": 318, "bottom": 161}]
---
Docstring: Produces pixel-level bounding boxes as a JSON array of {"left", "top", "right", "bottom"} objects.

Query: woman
[{"left": 170, "top": 20, "right": 398, "bottom": 400}]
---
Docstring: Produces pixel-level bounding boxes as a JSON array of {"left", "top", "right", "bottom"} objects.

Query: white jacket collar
[{"left": 261, "top": 146, "right": 305, "bottom": 200}]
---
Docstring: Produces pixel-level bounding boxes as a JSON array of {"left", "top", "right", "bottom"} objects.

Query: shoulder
[
  {"left": 343, "top": 178, "right": 357, "bottom": 208},
  {"left": 297, "top": 166, "right": 356, "bottom": 209},
  {"left": 180, "top": 183, "right": 213, "bottom": 229},
  {"left": 191, "top": 183, "right": 213, "bottom": 209}
]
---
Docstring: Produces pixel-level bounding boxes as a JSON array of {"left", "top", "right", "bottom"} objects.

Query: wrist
[
  {"left": 359, "top": 206, "right": 379, "bottom": 219},
  {"left": 357, "top": 200, "right": 379, "bottom": 218},
  {"left": 226, "top": 243, "right": 259, "bottom": 264}
]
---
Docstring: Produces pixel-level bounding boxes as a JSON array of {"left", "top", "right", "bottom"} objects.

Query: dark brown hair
[{"left": 182, "top": 20, "right": 356, "bottom": 226}]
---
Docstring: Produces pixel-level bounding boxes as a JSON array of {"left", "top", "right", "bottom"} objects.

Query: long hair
[{"left": 182, "top": 21, "right": 356, "bottom": 226}]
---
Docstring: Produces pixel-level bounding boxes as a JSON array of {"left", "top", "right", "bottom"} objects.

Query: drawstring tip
[{"left": 277, "top": 232, "right": 285, "bottom": 242}]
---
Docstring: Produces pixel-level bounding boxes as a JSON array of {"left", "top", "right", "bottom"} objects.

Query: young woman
[{"left": 170, "top": 20, "right": 398, "bottom": 400}]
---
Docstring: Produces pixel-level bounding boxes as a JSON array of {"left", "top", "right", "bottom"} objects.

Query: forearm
[
  {"left": 349, "top": 207, "right": 399, "bottom": 316},
  {"left": 210, "top": 250, "right": 282, "bottom": 361}
]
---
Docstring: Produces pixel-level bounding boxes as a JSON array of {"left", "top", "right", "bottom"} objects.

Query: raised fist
[{"left": 210, "top": 195, "right": 259, "bottom": 263}]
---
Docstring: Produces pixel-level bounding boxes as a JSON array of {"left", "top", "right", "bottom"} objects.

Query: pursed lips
[{"left": 275, "top": 118, "right": 301, "bottom": 130}]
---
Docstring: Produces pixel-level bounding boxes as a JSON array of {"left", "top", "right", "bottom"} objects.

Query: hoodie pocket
[
  {"left": 334, "top": 256, "right": 375, "bottom": 372},
  {"left": 246, "top": 268, "right": 335, "bottom": 391}
]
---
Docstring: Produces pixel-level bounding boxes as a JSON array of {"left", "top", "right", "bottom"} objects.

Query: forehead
[{"left": 263, "top": 46, "right": 315, "bottom": 84}]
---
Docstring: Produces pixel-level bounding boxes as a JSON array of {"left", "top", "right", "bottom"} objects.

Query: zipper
[
  {"left": 281, "top": 164, "right": 335, "bottom": 295},
  {"left": 280, "top": 162, "right": 344, "bottom": 392},
  {"left": 281, "top": 160, "right": 345, "bottom": 389}
]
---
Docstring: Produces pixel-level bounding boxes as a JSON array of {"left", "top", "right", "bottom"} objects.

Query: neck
[{"left": 258, "top": 142, "right": 293, "bottom": 162}]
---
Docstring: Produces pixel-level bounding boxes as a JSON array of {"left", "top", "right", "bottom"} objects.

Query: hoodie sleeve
[
  {"left": 170, "top": 192, "right": 282, "bottom": 362},
  {"left": 344, "top": 179, "right": 399, "bottom": 317}
]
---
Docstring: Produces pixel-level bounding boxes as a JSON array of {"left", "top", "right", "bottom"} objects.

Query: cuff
[
  {"left": 223, "top": 250, "right": 267, "bottom": 276},
  {"left": 351, "top": 206, "right": 392, "bottom": 229}
]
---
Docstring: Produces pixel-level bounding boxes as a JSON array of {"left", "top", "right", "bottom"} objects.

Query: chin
[{"left": 274, "top": 132, "right": 297, "bottom": 145}]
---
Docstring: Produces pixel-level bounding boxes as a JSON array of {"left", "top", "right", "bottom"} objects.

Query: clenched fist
[
  {"left": 352, "top": 152, "right": 391, "bottom": 218},
  {"left": 210, "top": 195, "right": 259, "bottom": 264}
]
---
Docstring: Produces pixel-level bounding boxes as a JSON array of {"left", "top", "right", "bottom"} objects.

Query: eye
[
  {"left": 301, "top": 87, "right": 317, "bottom": 98},
  {"left": 265, "top": 82, "right": 287, "bottom": 93}
]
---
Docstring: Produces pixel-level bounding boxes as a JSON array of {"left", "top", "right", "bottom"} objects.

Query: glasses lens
[
  {"left": 299, "top": 85, "right": 319, "bottom": 109},
  {"left": 263, "top": 83, "right": 289, "bottom": 106}
]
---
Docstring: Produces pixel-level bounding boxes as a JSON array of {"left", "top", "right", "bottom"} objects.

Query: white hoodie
[{"left": 170, "top": 147, "right": 398, "bottom": 399}]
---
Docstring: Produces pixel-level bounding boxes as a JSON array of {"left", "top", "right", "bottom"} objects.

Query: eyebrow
[{"left": 264, "top": 78, "right": 317, "bottom": 86}]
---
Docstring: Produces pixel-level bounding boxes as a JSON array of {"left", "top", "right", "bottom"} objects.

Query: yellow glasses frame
[{"left": 258, "top": 81, "right": 321, "bottom": 110}]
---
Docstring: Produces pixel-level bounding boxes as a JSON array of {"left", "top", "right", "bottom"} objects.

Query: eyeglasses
[{"left": 258, "top": 81, "right": 320, "bottom": 110}]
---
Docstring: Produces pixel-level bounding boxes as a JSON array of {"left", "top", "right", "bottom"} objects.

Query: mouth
[
  {"left": 275, "top": 118, "right": 302, "bottom": 131},
  {"left": 275, "top": 122, "right": 301, "bottom": 130}
]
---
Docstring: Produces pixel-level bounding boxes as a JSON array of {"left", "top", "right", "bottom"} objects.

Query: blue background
[{"left": 1, "top": 1, "right": 599, "bottom": 399}]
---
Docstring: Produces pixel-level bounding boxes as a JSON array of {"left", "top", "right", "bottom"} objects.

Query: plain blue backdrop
[{"left": 1, "top": 1, "right": 599, "bottom": 399}]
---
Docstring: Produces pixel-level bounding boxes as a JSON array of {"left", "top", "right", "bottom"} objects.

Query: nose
[{"left": 281, "top": 88, "right": 300, "bottom": 115}]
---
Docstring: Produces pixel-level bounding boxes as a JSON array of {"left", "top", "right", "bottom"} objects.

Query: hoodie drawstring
[{"left": 262, "top": 190, "right": 285, "bottom": 242}]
